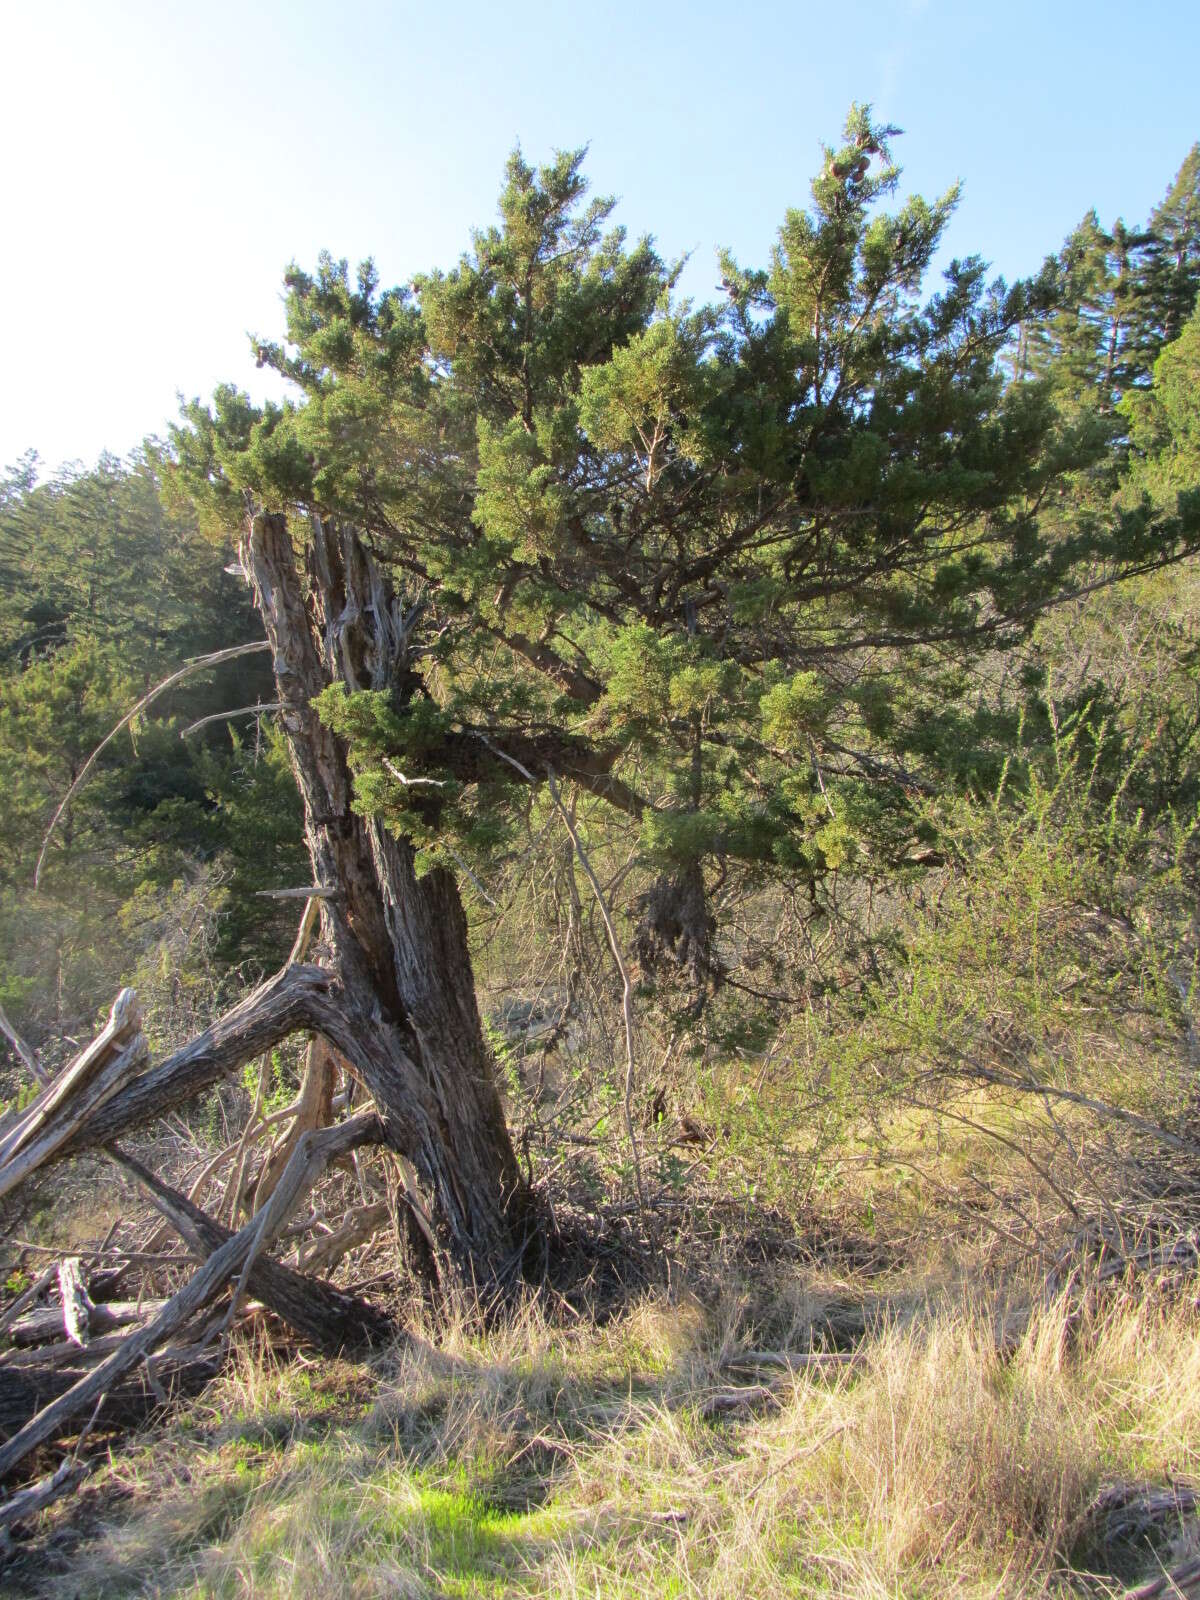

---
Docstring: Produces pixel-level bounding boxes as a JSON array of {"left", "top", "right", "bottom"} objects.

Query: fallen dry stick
[
  {"left": 112, "top": 1146, "right": 395, "bottom": 1354},
  {"left": 1125, "top": 1554, "right": 1200, "bottom": 1598},
  {"left": 0, "top": 1458, "right": 88, "bottom": 1535},
  {"left": 0, "top": 1112, "right": 382, "bottom": 1483}
]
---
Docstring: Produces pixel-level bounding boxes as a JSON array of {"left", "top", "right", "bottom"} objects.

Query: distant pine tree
[{"left": 1134, "top": 144, "right": 1200, "bottom": 357}]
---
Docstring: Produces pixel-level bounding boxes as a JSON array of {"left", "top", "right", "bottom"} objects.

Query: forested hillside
[
  {"left": 0, "top": 114, "right": 1199, "bottom": 1598},
  {"left": 0, "top": 452, "right": 305, "bottom": 1060}
]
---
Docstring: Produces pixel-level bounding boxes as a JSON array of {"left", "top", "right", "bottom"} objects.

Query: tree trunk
[{"left": 243, "top": 511, "right": 531, "bottom": 1289}]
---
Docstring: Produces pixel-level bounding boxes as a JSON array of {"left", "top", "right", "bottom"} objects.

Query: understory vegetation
[{"left": 1, "top": 112, "right": 1199, "bottom": 1596}]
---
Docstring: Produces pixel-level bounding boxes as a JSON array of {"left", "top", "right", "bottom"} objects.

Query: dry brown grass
[{"left": 6, "top": 1270, "right": 1198, "bottom": 1600}]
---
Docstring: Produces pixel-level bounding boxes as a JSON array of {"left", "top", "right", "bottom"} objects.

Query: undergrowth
[{"left": 8, "top": 1280, "right": 1198, "bottom": 1598}]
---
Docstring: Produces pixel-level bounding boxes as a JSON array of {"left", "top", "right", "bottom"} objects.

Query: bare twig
[
  {"left": 477, "top": 736, "right": 645, "bottom": 1210},
  {"left": 381, "top": 758, "right": 447, "bottom": 788},
  {"left": 0, "top": 1003, "right": 49, "bottom": 1088},
  {"left": 255, "top": 886, "right": 341, "bottom": 901},
  {"left": 35, "top": 640, "right": 272, "bottom": 888},
  {"left": 179, "top": 702, "right": 284, "bottom": 739}
]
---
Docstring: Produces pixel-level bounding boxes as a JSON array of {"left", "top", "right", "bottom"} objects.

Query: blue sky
[{"left": 3, "top": 0, "right": 1197, "bottom": 473}]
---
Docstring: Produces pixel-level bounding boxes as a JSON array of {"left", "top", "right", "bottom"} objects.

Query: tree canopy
[{"left": 169, "top": 109, "right": 1200, "bottom": 1009}]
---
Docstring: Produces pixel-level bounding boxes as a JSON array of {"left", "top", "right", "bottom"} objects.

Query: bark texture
[
  {"left": 112, "top": 1146, "right": 394, "bottom": 1353},
  {"left": 244, "top": 511, "right": 531, "bottom": 1287}
]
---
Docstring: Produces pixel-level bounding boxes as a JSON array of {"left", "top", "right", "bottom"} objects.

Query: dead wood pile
[{"left": 0, "top": 902, "right": 410, "bottom": 1526}]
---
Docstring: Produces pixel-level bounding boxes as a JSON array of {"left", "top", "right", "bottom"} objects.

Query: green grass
[{"left": 8, "top": 1279, "right": 1199, "bottom": 1599}]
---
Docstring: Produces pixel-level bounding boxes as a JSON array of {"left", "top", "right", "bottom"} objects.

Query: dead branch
[
  {"left": 55, "top": 1259, "right": 92, "bottom": 1349},
  {"left": 288, "top": 895, "right": 322, "bottom": 965},
  {"left": 1125, "top": 1553, "right": 1200, "bottom": 1598},
  {"left": 253, "top": 1034, "right": 339, "bottom": 1211},
  {"left": 479, "top": 736, "right": 645, "bottom": 1209},
  {"left": 948, "top": 1055, "right": 1200, "bottom": 1160},
  {"left": 0, "top": 989, "right": 141, "bottom": 1164},
  {"left": 719, "top": 1350, "right": 859, "bottom": 1373},
  {"left": 297, "top": 1200, "right": 390, "bottom": 1275},
  {"left": 35, "top": 640, "right": 272, "bottom": 888},
  {"left": 54, "top": 963, "right": 333, "bottom": 1162},
  {"left": 110, "top": 1143, "right": 393, "bottom": 1354},
  {"left": 698, "top": 1384, "right": 782, "bottom": 1419},
  {"left": 0, "top": 993, "right": 149, "bottom": 1202},
  {"left": 0, "top": 1348, "right": 219, "bottom": 1441},
  {"left": 223, "top": 1052, "right": 270, "bottom": 1226},
  {"left": 0, "top": 1003, "right": 49, "bottom": 1089},
  {"left": 179, "top": 702, "right": 284, "bottom": 739},
  {"left": 0, "top": 1458, "right": 88, "bottom": 1535},
  {"left": 0, "top": 1112, "right": 383, "bottom": 1482},
  {"left": 8, "top": 1300, "right": 167, "bottom": 1349},
  {"left": 256, "top": 886, "right": 341, "bottom": 900}
]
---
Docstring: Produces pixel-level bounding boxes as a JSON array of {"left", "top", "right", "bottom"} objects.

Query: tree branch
[
  {"left": 0, "top": 1113, "right": 383, "bottom": 1483},
  {"left": 56, "top": 964, "right": 333, "bottom": 1160},
  {"left": 110, "top": 1143, "right": 394, "bottom": 1353},
  {"left": 35, "top": 640, "right": 272, "bottom": 888}
]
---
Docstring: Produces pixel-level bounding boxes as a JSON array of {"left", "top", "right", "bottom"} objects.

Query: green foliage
[
  {"left": 167, "top": 105, "right": 1200, "bottom": 967},
  {"left": 760, "top": 672, "right": 829, "bottom": 749},
  {"left": 0, "top": 456, "right": 304, "bottom": 1062},
  {"left": 1122, "top": 304, "right": 1200, "bottom": 498}
]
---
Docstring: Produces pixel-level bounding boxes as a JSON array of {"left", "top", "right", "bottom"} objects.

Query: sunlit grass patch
[{"left": 10, "top": 1281, "right": 1200, "bottom": 1598}]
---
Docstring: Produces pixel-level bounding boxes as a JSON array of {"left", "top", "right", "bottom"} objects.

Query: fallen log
[
  {"left": 112, "top": 1146, "right": 395, "bottom": 1354},
  {"left": 0, "top": 1350, "right": 219, "bottom": 1441},
  {"left": 0, "top": 1113, "right": 383, "bottom": 1482},
  {"left": 0, "top": 1267, "right": 57, "bottom": 1337},
  {"left": 8, "top": 1299, "right": 168, "bottom": 1348},
  {"left": 1126, "top": 1554, "right": 1200, "bottom": 1598},
  {"left": 1, "top": 1331, "right": 153, "bottom": 1371},
  {"left": 719, "top": 1350, "right": 859, "bottom": 1374},
  {"left": 699, "top": 1384, "right": 782, "bottom": 1419}
]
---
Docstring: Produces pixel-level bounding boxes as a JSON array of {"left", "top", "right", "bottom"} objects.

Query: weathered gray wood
[
  {"left": 57, "top": 963, "right": 332, "bottom": 1159},
  {"left": 56, "top": 1259, "right": 93, "bottom": 1348},
  {"left": 111, "top": 1147, "right": 393, "bottom": 1354},
  {"left": 253, "top": 1034, "right": 338, "bottom": 1209},
  {"left": 180, "top": 701, "right": 284, "bottom": 739},
  {"left": 298, "top": 1201, "right": 390, "bottom": 1275},
  {"left": 0, "top": 1034, "right": 149, "bottom": 1201},
  {"left": 0, "top": 1458, "right": 87, "bottom": 1532},
  {"left": 0, "top": 1113, "right": 382, "bottom": 1482},
  {"left": 8, "top": 1299, "right": 167, "bottom": 1348},
  {"left": 0, "top": 989, "right": 142, "bottom": 1165},
  {"left": 1, "top": 1332, "right": 141, "bottom": 1371},
  {"left": 699, "top": 1385, "right": 782, "bottom": 1419}
]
